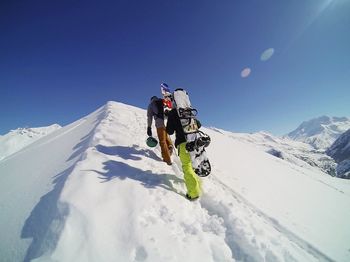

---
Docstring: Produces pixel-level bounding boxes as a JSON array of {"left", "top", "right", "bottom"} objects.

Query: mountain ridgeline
[
  {"left": 0, "top": 124, "right": 61, "bottom": 161},
  {"left": 287, "top": 116, "right": 350, "bottom": 150},
  {"left": 1, "top": 115, "right": 350, "bottom": 179},
  {"left": 0, "top": 102, "right": 350, "bottom": 261}
]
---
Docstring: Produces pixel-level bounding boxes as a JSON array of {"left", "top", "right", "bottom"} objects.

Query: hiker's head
[{"left": 150, "top": 96, "right": 158, "bottom": 101}]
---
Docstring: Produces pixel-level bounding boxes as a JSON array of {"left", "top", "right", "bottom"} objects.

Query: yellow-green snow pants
[{"left": 178, "top": 142, "right": 202, "bottom": 198}]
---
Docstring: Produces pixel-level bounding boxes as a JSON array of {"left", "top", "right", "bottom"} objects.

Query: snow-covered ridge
[
  {"left": 0, "top": 124, "right": 61, "bottom": 161},
  {"left": 1, "top": 101, "right": 350, "bottom": 261},
  {"left": 287, "top": 116, "right": 350, "bottom": 150}
]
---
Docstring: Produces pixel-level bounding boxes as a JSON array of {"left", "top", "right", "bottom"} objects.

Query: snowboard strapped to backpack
[{"left": 173, "top": 88, "right": 211, "bottom": 177}]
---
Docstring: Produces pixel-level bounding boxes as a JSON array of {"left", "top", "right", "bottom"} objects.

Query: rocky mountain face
[{"left": 327, "top": 129, "right": 350, "bottom": 179}]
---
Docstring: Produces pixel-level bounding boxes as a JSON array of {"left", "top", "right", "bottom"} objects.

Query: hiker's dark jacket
[{"left": 166, "top": 109, "right": 187, "bottom": 148}]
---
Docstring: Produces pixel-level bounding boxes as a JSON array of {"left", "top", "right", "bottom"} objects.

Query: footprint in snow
[{"left": 132, "top": 246, "right": 148, "bottom": 261}]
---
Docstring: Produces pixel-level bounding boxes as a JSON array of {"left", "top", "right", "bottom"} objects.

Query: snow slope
[
  {"left": 287, "top": 116, "right": 350, "bottom": 150},
  {"left": 1, "top": 102, "right": 350, "bottom": 262},
  {"left": 0, "top": 124, "right": 61, "bottom": 161}
]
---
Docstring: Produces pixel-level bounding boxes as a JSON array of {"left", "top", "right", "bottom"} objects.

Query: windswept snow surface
[
  {"left": 0, "top": 124, "right": 61, "bottom": 161},
  {"left": 1, "top": 102, "right": 350, "bottom": 262}
]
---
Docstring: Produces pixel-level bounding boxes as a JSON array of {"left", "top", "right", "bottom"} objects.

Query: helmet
[
  {"left": 146, "top": 137, "right": 158, "bottom": 148},
  {"left": 160, "top": 83, "right": 169, "bottom": 89}
]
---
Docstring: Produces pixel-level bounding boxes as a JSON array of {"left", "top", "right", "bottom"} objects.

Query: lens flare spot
[
  {"left": 241, "top": 68, "right": 251, "bottom": 78},
  {"left": 260, "top": 48, "right": 275, "bottom": 61}
]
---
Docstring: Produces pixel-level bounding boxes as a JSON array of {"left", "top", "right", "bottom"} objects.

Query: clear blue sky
[{"left": 1, "top": 0, "right": 349, "bottom": 135}]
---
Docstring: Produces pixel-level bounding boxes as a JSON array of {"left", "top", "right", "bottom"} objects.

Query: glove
[{"left": 147, "top": 127, "right": 152, "bottom": 137}]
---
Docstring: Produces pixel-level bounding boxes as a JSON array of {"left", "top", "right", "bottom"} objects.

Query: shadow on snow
[
  {"left": 93, "top": 160, "right": 183, "bottom": 194},
  {"left": 20, "top": 132, "right": 182, "bottom": 261},
  {"left": 94, "top": 144, "right": 183, "bottom": 194},
  {"left": 96, "top": 144, "right": 162, "bottom": 162}
]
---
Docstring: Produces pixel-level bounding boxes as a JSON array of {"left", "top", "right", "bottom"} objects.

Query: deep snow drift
[{"left": 1, "top": 102, "right": 350, "bottom": 262}]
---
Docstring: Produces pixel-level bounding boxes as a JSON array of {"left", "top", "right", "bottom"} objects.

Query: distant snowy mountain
[
  {"left": 0, "top": 124, "right": 61, "bottom": 161},
  {"left": 210, "top": 128, "right": 337, "bottom": 176},
  {"left": 287, "top": 116, "right": 350, "bottom": 150},
  {"left": 327, "top": 129, "right": 350, "bottom": 178},
  {"left": 1, "top": 102, "right": 349, "bottom": 261}
]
